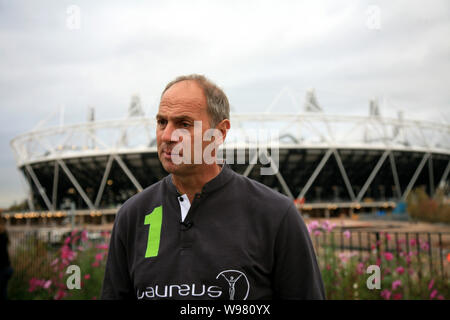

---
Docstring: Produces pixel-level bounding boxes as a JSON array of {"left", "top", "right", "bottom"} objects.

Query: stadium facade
[{"left": 6, "top": 92, "right": 450, "bottom": 226}]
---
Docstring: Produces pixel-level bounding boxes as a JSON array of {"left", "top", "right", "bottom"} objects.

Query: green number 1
[{"left": 144, "top": 206, "right": 163, "bottom": 258}]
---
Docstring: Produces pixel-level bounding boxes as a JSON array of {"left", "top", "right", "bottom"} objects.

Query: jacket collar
[{"left": 165, "top": 162, "right": 234, "bottom": 196}]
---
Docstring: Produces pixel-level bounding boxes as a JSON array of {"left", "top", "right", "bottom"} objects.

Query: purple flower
[{"left": 343, "top": 230, "right": 351, "bottom": 239}]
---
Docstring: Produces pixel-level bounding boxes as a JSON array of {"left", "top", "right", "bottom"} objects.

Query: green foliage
[
  {"left": 4, "top": 199, "right": 29, "bottom": 213},
  {"left": 407, "top": 187, "right": 450, "bottom": 224}
]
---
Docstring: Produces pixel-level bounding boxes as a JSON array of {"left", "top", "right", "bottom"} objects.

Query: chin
[{"left": 161, "top": 159, "right": 181, "bottom": 174}]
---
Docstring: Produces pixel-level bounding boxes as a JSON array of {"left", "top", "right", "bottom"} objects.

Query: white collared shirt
[{"left": 177, "top": 194, "right": 191, "bottom": 222}]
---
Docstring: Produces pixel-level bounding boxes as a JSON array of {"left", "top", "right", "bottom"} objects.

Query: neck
[{"left": 172, "top": 164, "right": 222, "bottom": 203}]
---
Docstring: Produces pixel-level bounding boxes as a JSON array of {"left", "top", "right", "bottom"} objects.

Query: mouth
[{"left": 162, "top": 148, "right": 182, "bottom": 160}]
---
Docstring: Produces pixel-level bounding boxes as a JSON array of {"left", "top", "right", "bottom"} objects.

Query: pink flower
[
  {"left": 393, "top": 293, "right": 402, "bottom": 300},
  {"left": 326, "top": 264, "right": 331, "bottom": 271},
  {"left": 430, "top": 290, "right": 438, "bottom": 299},
  {"left": 28, "top": 278, "right": 38, "bottom": 292},
  {"left": 420, "top": 241, "right": 430, "bottom": 251},
  {"left": 54, "top": 289, "right": 67, "bottom": 300},
  {"left": 64, "top": 236, "right": 71, "bottom": 245},
  {"left": 308, "top": 221, "right": 320, "bottom": 231},
  {"left": 321, "top": 220, "right": 336, "bottom": 232},
  {"left": 395, "top": 266, "right": 405, "bottom": 275},
  {"left": 392, "top": 280, "right": 402, "bottom": 290},
  {"left": 95, "top": 243, "right": 109, "bottom": 250},
  {"left": 405, "top": 255, "right": 412, "bottom": 264},
  {"left": 92, "top": 261, "right": 100, "bottom": 268},
  {"left": 61, "top": 245, "right": 76, "bottom": 262},
  {"left": 81, "top": 230, "right": 88, "bottom": 242},
  {"left": 313, "top": 230, "right": 322, "bottom": 237},
  {"left": 356, "top": 262, "right": 365, "bottom": 275},
  {"left": 428, "top": 279, "right": 434, "bottom": 290},
  {"left": 381, "top": 289, "right": 391, "bottom": 300},
  {"left": 43, "top": 280, "right": 52, "bottom": 289},
  {"left": 84, "top": 274, "right": 91, "bottom": 280},
  {"left": 101, "top": 231, "right": 110, "bottom": 238},
  {"left": 339, "top": 252, "right": 349, "bottom": 263},
  {"left": 438, "top": 295, "right": 444, "bottom": 300},
  {"left": 385, "top": 233, "right": 392, "bottom": 241},
  {"left": 71, "top": 229, "right": 78, "bottom": 237},
  {"left": 95, "top": 253, "right": 103, "bottom": 261},
  {"left": 410, "top": 239, "right": 417, "bottom": 247},
  {"left": 384, "top": 252, "right": 394, "bottom": 261},
  {"left": 343, "top": 230, "right": 351, "bottom": 239}
]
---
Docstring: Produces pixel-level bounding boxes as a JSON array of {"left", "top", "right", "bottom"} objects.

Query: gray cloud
[{"left": 0, "top": 0, "right": 449, "bottom": 207}]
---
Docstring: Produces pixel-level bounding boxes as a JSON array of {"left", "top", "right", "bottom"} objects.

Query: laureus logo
[{"left": 216, "top": 270, "right": 250, "bottom": 300}]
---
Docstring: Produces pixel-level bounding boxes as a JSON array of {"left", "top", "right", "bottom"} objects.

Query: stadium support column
[
  {"left": 25, "top": 165, "right": 53, "bottom": 211},
  {"left": 402, "top": 153, "right": 430, "bottom": 201},
  {"left": 439, "top": 160, "right": 450, "bottom": 189}
]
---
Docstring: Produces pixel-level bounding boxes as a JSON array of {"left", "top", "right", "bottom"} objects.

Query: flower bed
[
  {"left": 7, "top": 225, "right": 449, "bottom": 300},
  {"left": 308, "top": 220, "right": 449, "bottom": 300},
  {"left": 9, "top": 229, "right": 109, "bottom": 300}
]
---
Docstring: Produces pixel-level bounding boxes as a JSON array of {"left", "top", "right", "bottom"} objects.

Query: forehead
[{"left": 159, "top": 80, "right": 207, "bottom": 115}]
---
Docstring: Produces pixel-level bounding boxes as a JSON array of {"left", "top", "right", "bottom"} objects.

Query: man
[{"left": 101, "top": 74, "right": 325, "bottom": 300}]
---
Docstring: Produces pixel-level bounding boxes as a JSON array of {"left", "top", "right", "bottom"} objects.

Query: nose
[{"left": 160, "top": 122, "right": 178, "bottom": 144}]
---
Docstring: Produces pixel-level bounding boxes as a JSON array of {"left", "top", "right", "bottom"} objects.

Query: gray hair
[{"left": 161, "top": 74, "right": 230, "bottom": 128}]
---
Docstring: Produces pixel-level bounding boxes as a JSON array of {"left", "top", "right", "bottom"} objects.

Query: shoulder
[{"left": 230, "top": 172, "right": 294, "bottom": 219}]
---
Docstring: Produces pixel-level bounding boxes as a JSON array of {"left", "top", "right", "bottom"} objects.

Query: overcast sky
[{"left": 0, "top": 0, "right": 449, "bottom": 208}]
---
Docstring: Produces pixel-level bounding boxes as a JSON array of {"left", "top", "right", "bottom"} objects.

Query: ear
[{"left": 215, "top": 119, "right": 230, "bottom": 144}]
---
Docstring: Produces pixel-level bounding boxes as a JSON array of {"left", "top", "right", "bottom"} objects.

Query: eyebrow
[{"left": 156, "top": 114, "right": 195, "bottom": 122}]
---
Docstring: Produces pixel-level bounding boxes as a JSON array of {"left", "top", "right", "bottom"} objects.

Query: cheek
[{"left": 156, "top": 131, "right": 163, "bottom": 145}]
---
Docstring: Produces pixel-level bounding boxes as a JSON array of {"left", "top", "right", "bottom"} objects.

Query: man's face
[{"left": 156, "top": 80, "right": 215, "bottom": 175}]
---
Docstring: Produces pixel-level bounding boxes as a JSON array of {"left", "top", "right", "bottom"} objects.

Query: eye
[
  {"left": 181, "top": 122, "right": 191, "bottom": 128},
  {"left": 157, "top": 119, "right": 167, "bottom": 127}
]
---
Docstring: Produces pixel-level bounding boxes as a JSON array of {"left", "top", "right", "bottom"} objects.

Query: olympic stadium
[{"left": 6, "top": 90, "right": 450, "bottom": 226}]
